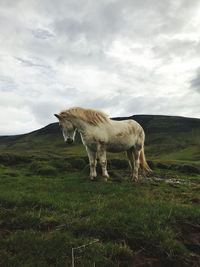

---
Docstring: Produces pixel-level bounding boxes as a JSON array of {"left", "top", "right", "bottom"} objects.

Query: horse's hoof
[
  {"left": 130, "top": 176, "right": 138, "bottom": 182},
  {"left": 90, "top": 177, "right": 95, "bottom": 181},
  {"left": 103, "top": 177, "right": 108, "bottom": 182},
  {"left": 131, "top": 179, "right": 137, "bottom": 182}
]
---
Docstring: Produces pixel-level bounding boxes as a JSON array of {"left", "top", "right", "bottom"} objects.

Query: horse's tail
[{"left": 140, "top": 147, "right": 151, "bottom": 172}]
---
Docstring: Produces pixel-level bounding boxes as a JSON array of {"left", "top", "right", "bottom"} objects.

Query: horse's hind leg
[
  {"left": 133, "top": 148, "right": 141, "bottom": 181},
  {"left": 126, "top": 148, "right": 137, "bottom": 181},
  {"left": 86, "top": 148, "right": 97, "bottom": 180},
  {"left": 98, "top": 147, "right": 109, "bottom": 182}
]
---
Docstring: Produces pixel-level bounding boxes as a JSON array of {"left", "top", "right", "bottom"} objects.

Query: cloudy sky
[{"left": 0, "top": 0, "right": 200, "bottom": 135}]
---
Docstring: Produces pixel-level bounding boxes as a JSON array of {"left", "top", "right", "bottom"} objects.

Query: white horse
[{"left": 54, "top": 107, "right": 151, "bottom": 181}]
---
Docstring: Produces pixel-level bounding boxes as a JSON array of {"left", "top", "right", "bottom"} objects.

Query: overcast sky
[{"left": 0, "top": 0, "right": 200, "bottom": 135}]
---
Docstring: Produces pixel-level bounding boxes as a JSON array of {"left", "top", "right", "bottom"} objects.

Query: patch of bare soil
[
  {"left": 110, "top": 170, "right": 200, "bottom": 185},
  {"left": 144, "top": 172, "right": 191, "bottom": 184}
]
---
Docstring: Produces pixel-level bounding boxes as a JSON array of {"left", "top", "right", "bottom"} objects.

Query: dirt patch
[
  {"left": 142, "top": 172, "right": 200, "bottom": 185},
  {"left": 109, "top": 170, "right": 200, "bottom": 185}
]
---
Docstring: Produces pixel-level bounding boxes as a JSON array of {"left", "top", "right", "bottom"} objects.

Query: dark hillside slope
[
  {"left": 114, "top": 115, "right": 200, "bottom": 134},
  {"left": 0, "top": 123, "right": 83, "bottom": 156},
  {"left": 0, "top": 123, "right": 62, "bottom": 154},
  {"left": 0, "top": 115, "right": 200, "bottom": 161},
  {"left": 113, "top": 115, "right": 200, "bottom": 161}
]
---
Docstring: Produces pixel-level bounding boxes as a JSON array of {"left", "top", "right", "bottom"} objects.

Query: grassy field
[
  {"left": 0, "top": 115, "right": 200, "bottom": 266},
  {"left": 0, "top": 149, "right": 200, "bottom": 266}
]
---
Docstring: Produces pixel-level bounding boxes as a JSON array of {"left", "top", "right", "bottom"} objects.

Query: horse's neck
[{"left": 71, "top": 118, "right": 88, "bottom": 134}]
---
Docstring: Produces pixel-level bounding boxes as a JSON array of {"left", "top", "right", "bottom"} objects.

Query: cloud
[
  {"left": 190, "top": 68, "right": 200, "bottom": 93},
  {"left": 30, "top": 28, "right": 54, "bottom": 39},
  {"left": 1, "top": 0, "right": 200, "bottom": 134}
]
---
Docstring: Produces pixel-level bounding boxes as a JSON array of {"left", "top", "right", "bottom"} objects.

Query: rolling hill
[{"left": 0, "top": 115, "right": 200, "bottom": 162}]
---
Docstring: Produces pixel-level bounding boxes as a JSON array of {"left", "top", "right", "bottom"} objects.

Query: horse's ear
[{"left": 54, "top": 114, "right": 61, "bottom": 119}]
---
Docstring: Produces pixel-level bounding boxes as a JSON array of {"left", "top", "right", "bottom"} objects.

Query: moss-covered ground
[{"left": 0, "top": 150, "right": 200, "bottom": 266}]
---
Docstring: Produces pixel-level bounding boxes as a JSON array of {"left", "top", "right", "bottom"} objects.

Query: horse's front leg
[
  {"left": 98, "top": 146, "right": 109, "bottom": 182},
  {"left": 86, "top": 148, "right": 97, "bottom": 181}
]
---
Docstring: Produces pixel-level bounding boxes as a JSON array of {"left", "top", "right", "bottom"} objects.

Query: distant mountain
[{"left": 0, "top": 115, "right": 200, "bottom": 161}]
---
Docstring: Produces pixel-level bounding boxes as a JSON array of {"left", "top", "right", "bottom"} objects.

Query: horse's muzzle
[{"left": 66, "top": 138, "right": 73, "bottom": 144}]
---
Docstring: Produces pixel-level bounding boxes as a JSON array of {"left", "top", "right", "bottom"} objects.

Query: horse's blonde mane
[{"left": 59, "top": 107, "right": 110, "bottom": 125}]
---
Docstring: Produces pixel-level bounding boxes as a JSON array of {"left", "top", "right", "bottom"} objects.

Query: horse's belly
[
  {"left": 106, "top": 135, "right": 136, "bottom": 152},
  {"left": 106, "top": 142, "right": 132, "bottom": 153}
]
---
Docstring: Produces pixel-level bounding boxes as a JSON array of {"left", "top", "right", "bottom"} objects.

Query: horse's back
[{"left": 110, "top": 119, "right": 143, "bottom": 135}]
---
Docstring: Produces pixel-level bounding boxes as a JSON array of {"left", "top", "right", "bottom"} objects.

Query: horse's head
[{"left": 54, "top": 114, "right": 76, "bottom": 144}]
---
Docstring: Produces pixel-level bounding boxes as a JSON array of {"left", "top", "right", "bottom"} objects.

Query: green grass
[
  {"left": 1, "top": 115, "right": 200, "bottom": 265},
  {"left": 0, "top": 154, "right": 200, "bottom": 266}
]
